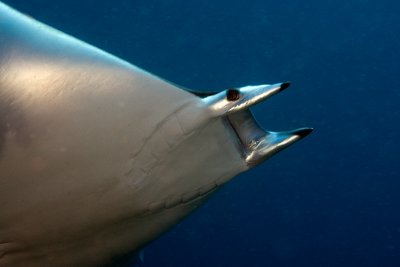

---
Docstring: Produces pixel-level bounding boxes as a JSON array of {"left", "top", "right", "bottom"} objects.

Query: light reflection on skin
[{"left": 245, "top": 132, "right": 302, "bottom": 165}]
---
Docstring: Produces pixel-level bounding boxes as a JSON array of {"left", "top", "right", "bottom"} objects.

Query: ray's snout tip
[
  {"left": 295, "top": 127, "right": 314, "bottom": 138},
  {"left": 280, "top": 81, "right": 291, "bottom": 91}
]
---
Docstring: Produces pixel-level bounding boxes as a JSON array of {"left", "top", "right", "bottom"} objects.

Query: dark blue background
[{"left": 4, "top": 0, "right": 400, "bottom": 266}]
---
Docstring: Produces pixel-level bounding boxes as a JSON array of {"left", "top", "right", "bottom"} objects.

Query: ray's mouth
[{"left": 203, "top": 82, "right": 313, "bottom": 167}]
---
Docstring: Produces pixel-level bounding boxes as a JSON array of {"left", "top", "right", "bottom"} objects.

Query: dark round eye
[{"left": 226, "top": 89, "right": 240, "bottom": 101}]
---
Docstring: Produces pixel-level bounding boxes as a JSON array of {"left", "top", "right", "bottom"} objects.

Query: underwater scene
[{"left": 2, "top": 0, "right": 399, "bottom": 266}]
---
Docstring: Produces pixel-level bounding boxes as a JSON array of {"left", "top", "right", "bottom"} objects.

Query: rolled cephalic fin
[{"left": 202, "top": 82, "right": 290, "bottom": 116}]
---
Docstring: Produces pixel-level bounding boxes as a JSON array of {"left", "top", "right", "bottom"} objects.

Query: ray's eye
[{"left": 226, "top": 88, "right": 240, "bottom": 101}]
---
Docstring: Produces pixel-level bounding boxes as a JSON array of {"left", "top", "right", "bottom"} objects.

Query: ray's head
[{"left": 201, "top": 82, "right": 313, "bottom": 167}]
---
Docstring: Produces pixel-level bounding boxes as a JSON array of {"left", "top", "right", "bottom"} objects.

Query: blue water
[{"left": 5, "top": 0, "right": 400, "bottom": 266}]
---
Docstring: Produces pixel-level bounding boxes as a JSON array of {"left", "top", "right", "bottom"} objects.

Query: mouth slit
[{"left": 226, "top": 109, "right": 266, "bottom": 163}]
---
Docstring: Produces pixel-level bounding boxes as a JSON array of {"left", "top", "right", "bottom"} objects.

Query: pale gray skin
[{"left": 0, "top": 2, "right": 312, "bottom": 267}]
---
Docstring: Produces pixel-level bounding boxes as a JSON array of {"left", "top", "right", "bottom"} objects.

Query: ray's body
[{"left": 0, "top": 2, "right": 311, "bottom": 266}]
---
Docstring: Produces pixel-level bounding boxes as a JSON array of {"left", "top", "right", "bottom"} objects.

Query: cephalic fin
[
  {"left": 244, "top": 127, "right": 313, "bottom": 166},
  {"left": 202, "top": 82, "right": 290, "bottom": 117},
  {"left": 227, "top": 110, "right": 313, "bottom": 166}
]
